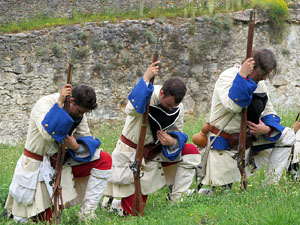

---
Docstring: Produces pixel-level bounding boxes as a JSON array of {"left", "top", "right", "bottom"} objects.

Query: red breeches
[{"left": 72, "top": 150, "right": 112, "bottom": 177}]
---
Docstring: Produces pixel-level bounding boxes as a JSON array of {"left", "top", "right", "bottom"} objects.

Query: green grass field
[{"left": 0, "top": 111, "right": 299, "bottom": 224}]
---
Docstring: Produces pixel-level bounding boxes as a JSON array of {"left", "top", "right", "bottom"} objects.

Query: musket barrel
[
  {"left": 238, "top": 10, "right": 255, "bottom": 190},
  {"left": 131, "top": 35, "right": 160, "bottom": 216}
]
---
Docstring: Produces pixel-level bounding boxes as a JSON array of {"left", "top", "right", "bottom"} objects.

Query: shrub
[
  {"left": 79, "top": 31, "right": 89, "bottom": 41},
  {"left": 144, "top": 29, "right": 155, "bottom": 44},
  {"left": 36, "top": 47, "right": 48, "bottom": 56},
  {"left": 52, "top": 42, "right": 63, "bottom": 58},
  {"left": 252, "top": 0, "right": 289, "bottom": 43},
  {"left": 111, "top": 39, "right": 124, "bottom": 52},
  {"left": 92, "top": 40, "right": 106, "bottom": 50},
  {"left": 73, "top": 46, "right": 89, "bottom": 59}
]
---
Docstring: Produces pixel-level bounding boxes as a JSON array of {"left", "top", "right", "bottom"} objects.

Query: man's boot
[{"left": 78, "top": 168, "right": 111, "bottom": 221}]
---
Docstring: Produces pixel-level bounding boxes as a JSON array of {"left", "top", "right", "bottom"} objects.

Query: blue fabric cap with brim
[
  {"left": 68, "top": 136, "right": 101, "bottom": 162},
  {"left": 42, "top": 103, "right": 74, "bottom": 144},
  {"left": 162, "top": 131, "right": 188, "bottom": 161},
  {"left": 128, "top": 77, "right": 154, "bottom": 114},
  {"left": 261, "top": 114, "right": 285, "bottom": 142},
  {"left": 228, "top": 73, "right": 258, "bottom": 108}
]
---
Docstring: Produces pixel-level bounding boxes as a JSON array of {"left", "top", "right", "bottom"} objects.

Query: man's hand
[
  {"left": 143, "top": 61, "right": 160, "bottom": 83},
  {"left": 156, "top": 130, "right": 176, "bottom": 146},
  {"left": 240, "top": 57, "right": 255, "bottom": 77},
  {"left": 58, "top": 84, "right": 72, "bottom": 108},
  {"left": 64, "top": 135, "right": 80, "bottom": 151},
  {"left": 247, "top": 119, "right": 271, "bottom": 135}
]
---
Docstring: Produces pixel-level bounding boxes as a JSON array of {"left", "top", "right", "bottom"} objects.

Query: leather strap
[
  {"left": 24, "top": 149, "right": 43, "bottom": 161},
  {"left": 120, "top": 134, "right": 137, "bottom": 149},
  {"left": 210, "top": 125, "right": 230, "bottom": 140}
]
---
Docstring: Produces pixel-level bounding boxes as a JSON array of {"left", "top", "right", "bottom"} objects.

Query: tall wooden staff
[
  {"left": 131, "top": 36, "right": 159, "bottom": 216},
  {"left": 51, "top": 61, "right": 73, "bottom": 223},
  {"left": 237, "top": 10, "right": 255, "bottom": 190}
]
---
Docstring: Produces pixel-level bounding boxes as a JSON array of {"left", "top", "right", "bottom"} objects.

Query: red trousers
[
  {"left": 33, "top": 151, "right": 112, "bottom": 223},
  {"left": 121, "top": 143, "right": 199, "bottom": 215}
]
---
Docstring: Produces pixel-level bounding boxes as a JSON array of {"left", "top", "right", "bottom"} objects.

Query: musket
[
  {"left": 51, "top": 61, "right": 73, "bottom": 223},
  {"left": 131, "top": 35, "right": 159, "bottom": 216},
  {"left": 237, "top": 11, "right": 255, "bottom": 190}
]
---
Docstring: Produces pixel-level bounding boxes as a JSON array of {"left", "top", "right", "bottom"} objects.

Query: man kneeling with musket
[{"left": 5, "top": 84, "right": 112, "bottom": 223}]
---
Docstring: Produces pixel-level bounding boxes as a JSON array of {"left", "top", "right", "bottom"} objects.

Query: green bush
[
  {"left": 79, "top": 31, "right": 89, "bottom": 41},
  {"left": 252, "top": 0, "right": 289, "bottom": 43},
  {"left": 92, "top": 40, "right": 106, "bottom": 50},
  {"left": 52, "top": 42, "right": 63, "bottom": 58},
  {"left": 72, "top": 46, "right": 90, "bottom": 59},
  {"left": 36, "top": 47, "right": 48, "bottom": 56}
]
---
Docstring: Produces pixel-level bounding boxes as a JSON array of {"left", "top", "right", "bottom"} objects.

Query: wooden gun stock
[
  {"left": 52, "top": 61, "right": 73, "bottom": 223},
  {"left": 63, "top": 61, "right": 73, "bottom": 111},
  {"left": 238, "top": 11, "right": 255, "bottom": 190},
  {"left": 132, "top": 36, "right": 159, "bottom": 216}
]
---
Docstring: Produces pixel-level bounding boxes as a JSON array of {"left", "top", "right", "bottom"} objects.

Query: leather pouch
[
  {"left": 143, "top": 144, "right": 162, "bottom": 160},
  {"left": 228, "top": 133, "right": 253, "bottom": 149}
]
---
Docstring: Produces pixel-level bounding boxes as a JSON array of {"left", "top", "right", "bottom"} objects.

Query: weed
[
  {"left": 127, "top": 28, "right": 140, "bottom": 43},
  {"left": 92, "top": 40, "right": 106, "bottom": 51},
  {"left": 188, "top": 23, "right": 196, "bottom": 35},
  {"left": 144, "top": 29, "right": 155, "bottom": 44},
  {"left": 111, "top": 39, "right": 124, "bottom": 52},
  {"left": 72, "top": 46, "right": 89, "bottom": 59},
  {"left": 36, "top": 47, "right": 48, "bottom": 56},
  {"left": 121, "top": 55, "right": 134, "bottom": 67},
  {"left": 79, "top": 31, "right": 89, "bottom": 41},
  {"left": 52, "top": 42, "right": 63, "bottom": 58}
]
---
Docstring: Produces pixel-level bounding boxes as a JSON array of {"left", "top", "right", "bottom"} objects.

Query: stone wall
[
  {"left": 1, "top": 9, "right": 300, "bottom": 144},
  {"left": 0, "top": 0, "right": 185, "bottom": 24}
]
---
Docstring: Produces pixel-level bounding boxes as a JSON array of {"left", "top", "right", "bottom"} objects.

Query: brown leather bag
[
  {"left": 228, "top": 133, "right": 254, "bottom": 149},
  {"left": 143, "top": 144, "right": 162, "bottom": 161}
]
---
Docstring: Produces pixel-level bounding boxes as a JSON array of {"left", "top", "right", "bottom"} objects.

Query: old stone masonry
[{"left": 0, "top": 2, "right": 300, "bottom": 144}]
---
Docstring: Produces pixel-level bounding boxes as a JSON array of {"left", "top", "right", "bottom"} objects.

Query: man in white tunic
[
  {"left": 5, "top": 84, "right": 112, "bottom": 223},
  {"left": 201, "top": 49, "right": 295, "bottom": 188},
  {"left": 103, "top": 62, "right": 201, "bottom": 215}
]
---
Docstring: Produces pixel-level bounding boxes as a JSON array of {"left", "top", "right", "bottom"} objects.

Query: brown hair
[
  {"left": 72, "top": 85, "right": 98, "bottom": 110},
  {"left": 252, "top": 48, "right": 277, "bottom": 75},
  {"left": 161, "top": 78, "right": 187, "bottom": 104}
]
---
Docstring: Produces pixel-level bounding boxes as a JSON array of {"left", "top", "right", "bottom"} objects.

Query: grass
[
  {"left": 0, "top": 3, "right": 253, "bottom": 34},
  {"left": 0, "top": 112, "right": 298, "bottom": 224}
]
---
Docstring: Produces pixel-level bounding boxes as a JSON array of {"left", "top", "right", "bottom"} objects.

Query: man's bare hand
[
  {"left": 247, "top": 119, "right": 271, "bottom": 135},
  {"left": 240, "top": 57, "right": 255, "bottom": 77},
  {"left": 156, "top": 130, "right": 176, "bottom": 146},
  {"left": 143, "top": 61, "right": 160, "bottom": 83},
  {"left": 58, "top": 84, "right": 72, "bottom": 108},
  {"left": 64, "top": 135, "right": 80, "bottom": 151}
]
